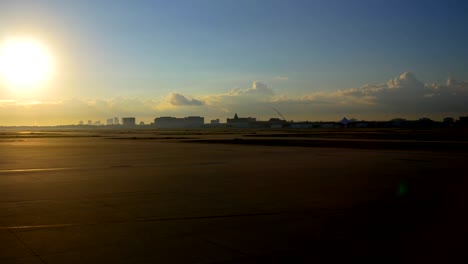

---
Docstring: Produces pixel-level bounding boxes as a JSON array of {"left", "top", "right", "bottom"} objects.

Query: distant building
[
  {"left": 443, "top": 117, "right": 454, "bottom": 126},
  {"left": 185, "top": 116, "right": 204, "bottom": 127},
  {"left": 322, "top": 122, "right": 345, "bottom": 128},
  {"left": 88, "top": 120, "right": 92, "bottom": 125},
  {"left": 154, "top": 116, "right": 204, "bottom": 128},
  {"left": 290, "top": 122, "right": 316, "bottom": 129},
  {"left": 291, "top": 121, "right": 343, "bottom": 128},
  {"left": 79, "top": 121, "right": 84, "bottom": 125},
  {"left": 340, "top": 117, "right": 349, "bottom": 127},
  {"left": 113, "top": 117, "right": 119, "bottom": 125},
  {"left": 106, "top": 118, "right": 114, "bottom": 125},
  {"left": 266, "top": 118, "right": 287, "bottom": 128},
  {"left": 122, "top": 117, "right": 136, "bottom": 126},
  {"left": 458, "top": 116, "right": 468, "bottom": 126},
  {"left": 210, "top": 119, "right": 220, "bottom": 125},
  {"left": 155, "top": 117, "right": 177, "bottom": 128},
  {"left": 139, "top": 121, "right": 145, "bottom": 125},
  {"left": 226, "top": 113, "right": 256, "bottom": 128},
  {"left": 352, "top": 122, "right": 369, "bottom": 128},
  {"left": 390, "top": 118, "right": 407, "bottom": 127},
  {"left": 94, "top": 120, "right": 101, "bottom": 125}
]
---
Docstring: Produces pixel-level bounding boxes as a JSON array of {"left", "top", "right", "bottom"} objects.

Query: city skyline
[
  {"left": 4, "top": 112, "right": 463, "bottom": 129},
  {"left": 1, "top": 1, "right": 467, "bottom": 125}
]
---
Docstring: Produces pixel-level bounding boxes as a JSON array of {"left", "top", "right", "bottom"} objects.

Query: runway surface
[{"left": 0, "top": 131, "right": 467, "bottom": 263}]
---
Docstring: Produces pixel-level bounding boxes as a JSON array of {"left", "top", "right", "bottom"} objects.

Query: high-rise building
[
  {"left": 113, "top": 117, "right": 119, "bottom": 125},
  {"left": 122, "top": 117, "right": 136, "bottom": 126}
]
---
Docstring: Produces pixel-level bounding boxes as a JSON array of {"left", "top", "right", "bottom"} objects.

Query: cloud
[
  {"left": 228, "top": 81, "right": 274, "bottom": 97},
  {"left": 166, "top": 93, "right": 204, "bottom": 106},
  {"left": 176, "top": 75, "right": 468, "bottom": 120},
  {"left": 198, "top": 81, "right": 275, "bottom": 116},
  {"left": 0, "top": 99, "right": 59, "bottom": 107},
  {"left": 0, "top": 97, "right": 163, "bottom": 125},
  {"left": 272, "top": 72, "right": 468, "bottom": 119},
  {"left": 0, "top": 99, "right": 17, "bottom": 106},
  {"left": 1, "top": 73, "right": 467, "bottom": 125},
  {"left": 340, "top": 72, "right": 468, "bottom": 113},
  {"left": 426, "top": 78, "right": 468, "bottom": 96},
  {"left": 273, "top": 76, "right": 289, "bottom": 81}
]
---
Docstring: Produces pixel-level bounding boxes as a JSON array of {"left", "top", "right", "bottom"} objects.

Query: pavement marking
[
  {"left": 0, "top": 190, "right": 166, "bottom": 205},
  {"left": 0, "top": 161, "right": 225, "bottom": 175},
  {"left": 0, "top": 167, "right": 76, "bottom": 173},
  {"left": 0, "top": 212, "right": 284, "bottom": 231}
]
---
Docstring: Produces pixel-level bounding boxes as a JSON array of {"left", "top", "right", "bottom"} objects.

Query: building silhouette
[
  {"left": 122, "top": 117, "right": 136, "bottom": 126},
  {"left": 226, "top": 113, "right": 256, "bottom": 128},
  {"left": 154, "top": 116, "right": 204, "bottom": 128}
]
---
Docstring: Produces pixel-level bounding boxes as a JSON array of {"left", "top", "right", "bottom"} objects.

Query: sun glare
[{"left": 0, "top": 37, "right": 54, "bottom": 91}]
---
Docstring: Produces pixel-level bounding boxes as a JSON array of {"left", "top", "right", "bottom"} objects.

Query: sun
[{"left": 0, "top": 37, "right": 54, "bottom": 91}]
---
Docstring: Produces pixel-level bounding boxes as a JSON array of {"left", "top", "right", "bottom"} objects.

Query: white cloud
[
  {"left": 197, "top": 81, "right": 275, "bottom": 116},
  {"left": 166, "top": 93, "right": 204, "bottom": 106},
  {"left": 342, "top": 72, "right": 468, "bottom": 113},
  {"left": 0, "top": 73, "right": 467, "bottom": 125},
  {"left": 271, "top": 72, "right": 468, "bottom": 119},
  {"left": 227, "top": 81, "right": 274, "bottom": 97}
]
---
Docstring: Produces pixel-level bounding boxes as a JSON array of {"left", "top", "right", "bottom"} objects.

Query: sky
[{"left": 0, "top": 0, "right": 467, "bottom": 125}]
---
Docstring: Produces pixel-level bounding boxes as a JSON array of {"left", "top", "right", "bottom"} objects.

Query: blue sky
[{"left": 0, "top": 0, "right": 467, "bottom": 125}]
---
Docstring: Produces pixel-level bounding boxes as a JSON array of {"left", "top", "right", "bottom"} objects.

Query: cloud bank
[
  {"left": 287, "top": 72, "right": 467, "bottom": 120},
  {"left": 0, "top": 72, "right": 467, "bottom": 125}
]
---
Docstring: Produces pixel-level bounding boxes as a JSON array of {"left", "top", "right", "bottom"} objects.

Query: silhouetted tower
[
  {"left": 234, "top": 113, "right": 238, "bottom": 119},
  {"left": 271, "top": 107, "right": 287, "bottom": 121}
]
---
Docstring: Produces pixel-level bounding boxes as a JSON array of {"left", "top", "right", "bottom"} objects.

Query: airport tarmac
[{"left": 0, "top": 132, "right": 467, "bottom": 263}]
